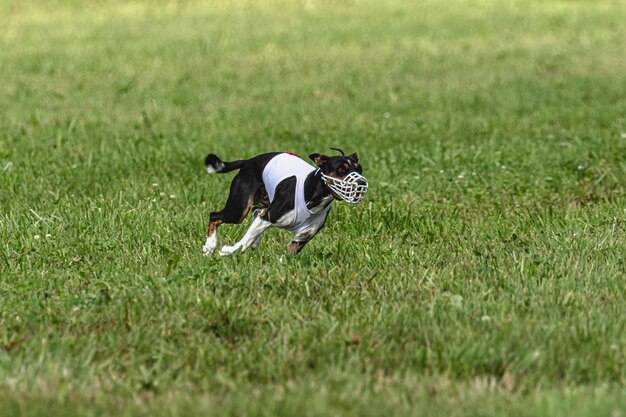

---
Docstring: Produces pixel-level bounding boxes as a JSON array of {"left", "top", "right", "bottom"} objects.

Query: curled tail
[{"left": 205, "top": 154, "right": 245, "bottom": 174}]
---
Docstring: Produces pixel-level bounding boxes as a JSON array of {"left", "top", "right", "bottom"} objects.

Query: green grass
[{"left": 1, "top": 0, "right": 626, "bottom": 415}]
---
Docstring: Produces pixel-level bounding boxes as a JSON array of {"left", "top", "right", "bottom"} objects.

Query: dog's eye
[{"left": 338, "top": 167, "right": 346, "bottom": 173}]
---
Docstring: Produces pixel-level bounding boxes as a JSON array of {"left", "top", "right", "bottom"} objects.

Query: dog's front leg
[
  {"left": 249, "top": 209, "right": 265, "bottom": 250},
  {"left": 287, "top": 226, "right": 322, "bottom": 254},
  {"left": 219, "top": 211, "right": 271, "bottom": 256},
  {"left": 287, "top": 240, "right": 309, "bottom": 254}
]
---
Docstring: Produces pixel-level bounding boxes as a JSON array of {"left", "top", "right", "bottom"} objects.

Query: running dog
[{"left": 202, "top": 149, "right": 368, "bottom": 256}]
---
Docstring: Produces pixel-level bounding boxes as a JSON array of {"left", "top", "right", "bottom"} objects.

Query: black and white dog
[{"left": 202, "top": 149, "right": 368, "bottom": 256}]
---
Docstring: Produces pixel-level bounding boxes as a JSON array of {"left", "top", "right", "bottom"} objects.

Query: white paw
[
  {"left": 219, "top": 245, "right": 239, "bottom": 257},
  {"left": 202, "top": 235, "right": 217, "bottom": 255}
]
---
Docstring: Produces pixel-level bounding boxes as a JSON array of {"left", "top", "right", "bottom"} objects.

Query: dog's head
[{"left": 309, "top": 149, "right": 368, "bottom": 204}]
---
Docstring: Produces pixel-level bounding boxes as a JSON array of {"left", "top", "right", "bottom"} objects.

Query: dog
[{"left": 202, "top": 149, "right": 368, "bottom": 256}]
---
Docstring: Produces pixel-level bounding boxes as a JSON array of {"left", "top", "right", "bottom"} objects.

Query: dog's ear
[
  {"left": 350, "top": 153, "right": 359, "bottom": 162},
  {"left": 309, "top": 153, "right": 328, "bottom": 167}
]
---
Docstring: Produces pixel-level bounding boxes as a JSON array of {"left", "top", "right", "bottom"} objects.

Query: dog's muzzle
[{"left": 321, "top": 172, "right": 368, "bottom": 204}]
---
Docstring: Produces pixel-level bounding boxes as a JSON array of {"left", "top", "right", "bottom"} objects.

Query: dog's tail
[{"left": 205, "top": 154, "right": 245, "bottom": 174}]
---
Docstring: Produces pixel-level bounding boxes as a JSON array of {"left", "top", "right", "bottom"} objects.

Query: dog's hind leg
[
  {"left": 203, "top": 173, "right": 257, "bottom": 255},
  {"left": 202, "top": 218, "right": 222, "bottom": 255}
]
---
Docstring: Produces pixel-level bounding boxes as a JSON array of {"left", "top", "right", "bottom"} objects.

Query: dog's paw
[
  {"left": 219, "top": 245, "right": 238, "bottom": 257},
  {"left": 202, "top": 236, "right": 218, "bottom": 255}
]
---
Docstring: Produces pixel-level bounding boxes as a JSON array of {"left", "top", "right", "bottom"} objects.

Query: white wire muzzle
[{"left": 321, "top": 171, "right": 368, "bottom": 204}]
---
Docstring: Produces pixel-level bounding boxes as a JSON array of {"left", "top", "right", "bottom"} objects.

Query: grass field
[{"left": 1, "top": 0, "right": 626, "bottom": 415}]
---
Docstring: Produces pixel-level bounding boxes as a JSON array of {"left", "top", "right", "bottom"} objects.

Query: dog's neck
[{"left": 304, "top": 169, "right": 334, "bottom": 212}]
